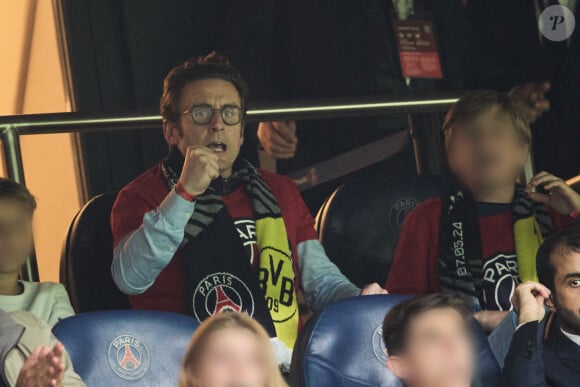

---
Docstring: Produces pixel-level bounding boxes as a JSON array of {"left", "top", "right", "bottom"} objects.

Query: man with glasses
[{"left": 110, "top": 53, "right": 386, "bottom": 368}]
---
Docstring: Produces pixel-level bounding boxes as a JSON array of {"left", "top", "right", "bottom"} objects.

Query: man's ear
[
  {"left": 240, "top": 120, "right": 245, "bottom": 142},
  {"left": 163, "top": 120, "right": 180, "bottom": 146},
  {"left": 386, "top": 356, "right": 408, "bottom": 380},
  {"left": 545, "top": 294, "right": 557, "bottom": 313}
]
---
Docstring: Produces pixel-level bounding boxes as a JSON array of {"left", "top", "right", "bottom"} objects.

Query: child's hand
[
  {"left": 16, "top": 343, "right": 65, "bottom": 387},
  {"left": 526, "top": 171, "right": 580, "bottom": 215}
]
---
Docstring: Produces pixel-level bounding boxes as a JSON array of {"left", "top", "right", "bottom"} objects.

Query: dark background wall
[
  {"left": 61, "top": 0, "right": 580, "bottom": 202},
  {"left": 62, "top": 0, "right": 280, "bottom": 197}
]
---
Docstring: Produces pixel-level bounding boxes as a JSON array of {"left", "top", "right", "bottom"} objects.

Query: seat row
[{"left": 53, "top": 295, "right": 501, "bottom": 387}]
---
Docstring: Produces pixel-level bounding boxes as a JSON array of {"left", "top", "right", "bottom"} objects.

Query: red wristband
[
  {"left": 175, "top": 181, "right": 196, "bottom": 202},
  {"left": 570, "top": 210, "right": 580, "bottom": 220}
]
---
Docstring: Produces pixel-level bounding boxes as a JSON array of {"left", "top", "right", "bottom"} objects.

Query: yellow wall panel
[
  {"left": 1, "top": 0, "right": 81, "bottom": 283},
  {"left": 0, "top": 0, "right": 30, "bottom": 115}
]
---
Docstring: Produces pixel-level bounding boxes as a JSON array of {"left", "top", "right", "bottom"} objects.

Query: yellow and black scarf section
[
  {"left": 162, "top": 148, "right": 299, "bottom": 348},
  {"left": 439, "top": 185, "right": 553, "bottom": 307}
]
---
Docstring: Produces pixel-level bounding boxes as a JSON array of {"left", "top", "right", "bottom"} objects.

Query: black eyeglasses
[{"left": 182, "top": 104, "right": 243, "bottom": 126}]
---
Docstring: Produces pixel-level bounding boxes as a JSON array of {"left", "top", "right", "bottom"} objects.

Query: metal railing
[
  {"left": 0, "top": 93, "right": 460, "bottom": 181},
  {"left": 0, "top": 94, "right": 461, "bottom": 281}
]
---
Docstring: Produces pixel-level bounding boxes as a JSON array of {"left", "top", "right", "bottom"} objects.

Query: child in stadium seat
[
  {"left": 385, "top": 90, "right": 580, "bottom": 332},
  {"left": 382, "top": 293, "right": 475, "bottom": 387},
  {"left": 179, "top": 312, "right": 287, "bottom": 387},
  {"left": 503, "top": 227, "right": 580, "bottom": 386},
  {"left": 0, "top": 178, "right": 75, "bottom": 327}
]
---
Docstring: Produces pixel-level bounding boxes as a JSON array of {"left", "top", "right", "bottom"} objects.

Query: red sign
[{"left": 393, "top": 19, "right": 443, "bottom": 79}]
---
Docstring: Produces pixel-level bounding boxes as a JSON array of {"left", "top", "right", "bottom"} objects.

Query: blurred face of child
[
  {"left": 447, "top": 105, "right": 529, "bottom": 194},
  {"left": 194, "top": 327, "right": 269, "bottom": 387},
  {"left": 0, "top": 198, "right": 33, "bottom": 274},
  {"left": 387, "top": 308, "right": 474, "bottom": 387}
]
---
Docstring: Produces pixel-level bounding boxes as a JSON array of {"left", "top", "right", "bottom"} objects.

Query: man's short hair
[
  {"left": 382, "top": 293, "right": 472, "bottom": 356},
  {"left": 537, "top": 226, "right": 580, "bottom": 293},
  {"left": 0, "top": 178, "right": 36, "bottom": 213},
  {"left": 442, "top": 90, "right": 531, "bottom": 148},
  {"left": 160, "top": 52, "right": 248, "bottom": 124}
]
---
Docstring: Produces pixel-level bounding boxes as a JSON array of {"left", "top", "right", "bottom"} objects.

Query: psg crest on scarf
[{"left": 192, "top": 272, "right": 255, "bottom": 321}]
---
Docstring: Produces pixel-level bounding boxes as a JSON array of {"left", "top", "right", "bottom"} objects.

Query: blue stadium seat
[
  {"left": 316, "top": 175, "right": 448, "bottom": 287},
  {"left": 292, "top": 295, "right": 501, "bottom": 387},
  {"left": 53, "top": 310, "right": 199, "bottom": 387}
]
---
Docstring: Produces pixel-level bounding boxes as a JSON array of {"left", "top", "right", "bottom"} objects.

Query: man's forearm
[
  {"left": 111, "top": 190, "right": 195, "bottom": 295},
  {"left": 297, "top": 239, "right": 360, "bottom": 312}
]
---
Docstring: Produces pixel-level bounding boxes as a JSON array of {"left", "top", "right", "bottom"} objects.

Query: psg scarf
[
  {"left": 439, "top": 185, "right": 553, "bottom": 307},
  {"left": 162, "top": 147, "right": 299, "bottom": 348}
]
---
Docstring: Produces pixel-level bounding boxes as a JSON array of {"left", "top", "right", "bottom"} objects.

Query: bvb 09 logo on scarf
[{"left": 258, "top": 246, "right": 298, "bottom": 323}]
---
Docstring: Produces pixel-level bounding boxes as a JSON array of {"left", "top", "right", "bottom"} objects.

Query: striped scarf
[
  {"left": 162, "top": 148, "right": 299, "bottom": 348},
  {"left": 439, "top": 185, "right": 553, "bottom": 308}
]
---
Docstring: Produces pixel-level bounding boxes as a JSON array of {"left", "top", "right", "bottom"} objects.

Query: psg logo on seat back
[
  {"left": 192, "top": 272, "right": 255, "bottom": 322},
  {"left": 389, "top": 198, "right": 419, "bottom": 235},
  {"left": 372, "top": 324, "right": 389, "bottom": 366},
  {"left": 108, "top": 335, "right": 151, "bottom": 380}
]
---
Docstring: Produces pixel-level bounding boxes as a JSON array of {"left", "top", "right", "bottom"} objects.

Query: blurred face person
[
  {"left": 383, "top": 294, "right": 475, "bottom": 387},
  {"left": 0, "top": 199, "right": 33, "bottom": 274},
  {"left": 195, "top": 327, "right": 266, "bottom": 387},
  {"left": 0, "top": 180, "right": 35, "bottom": 284},
  {"left": 444, "top": 92, "right": 530, "bottom": 194},
  {"left": 179, "top": 313, "right": 287, "bottom": 387},
  {"left": 163, "top": 78, "right": 244, "bottom": 179}
]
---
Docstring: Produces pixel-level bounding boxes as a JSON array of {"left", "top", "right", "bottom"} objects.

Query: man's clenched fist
[{"left": 179, "top": 146, "right": 220, "bottom": 197}]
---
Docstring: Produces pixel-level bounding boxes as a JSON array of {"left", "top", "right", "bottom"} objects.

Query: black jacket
[{"left": 503, "top": 315, "right": 580, "bottom": 387}]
